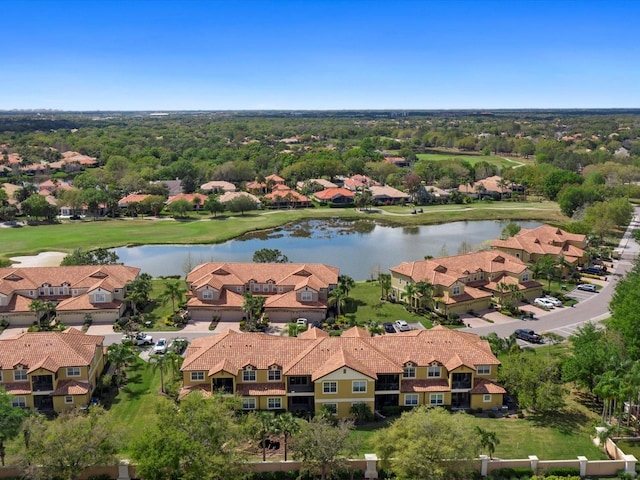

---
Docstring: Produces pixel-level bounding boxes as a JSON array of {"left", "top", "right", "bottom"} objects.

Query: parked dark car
[
  {"left": 514, "top": 328, "right": 543, "bottom": 343},
  {"left": 582, "top": 266, "right": 604, "bottom": 275},
  {"left": 382, "top": 322, "right": 396, "bottom": 333}
]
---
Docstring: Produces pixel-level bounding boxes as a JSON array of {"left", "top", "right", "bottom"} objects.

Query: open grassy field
[
  {"left": 1, "top": 201, "right": 566, "bottom": 263},
  {"left": 416, "top": 152, "right": 529, "bottom": 169}
]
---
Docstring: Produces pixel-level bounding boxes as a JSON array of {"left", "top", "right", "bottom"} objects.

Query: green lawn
[
  {"left": 106, "top": 355, "right": 174, "bottom": 454},
  {"left": 1, "top": 202, "right": 566, "bottom": 263},
  {"left": 352, "top": 412, "right": 607, "bottom": 460},
  {"left": 416, "top": 152, "right": 527, "bottom": 169},
  {"left": 345, "top": 280, "right": 432, "bottom": 328}
]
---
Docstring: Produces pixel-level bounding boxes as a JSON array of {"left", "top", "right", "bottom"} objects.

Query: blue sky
[{"left": 2, "top": 0, "right": 639, "bottom": 110}]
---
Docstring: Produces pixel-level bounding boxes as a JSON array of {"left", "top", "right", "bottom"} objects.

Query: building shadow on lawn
[{"left": 527, "top": 406, "right": 591, "bottom": 435}]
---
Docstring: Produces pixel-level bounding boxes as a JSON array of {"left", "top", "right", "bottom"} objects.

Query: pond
[{"left": 112, "top": 219, "right": 542, "bottom": 280}]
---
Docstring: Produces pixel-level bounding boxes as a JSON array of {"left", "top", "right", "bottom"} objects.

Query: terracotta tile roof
[
  {"left": 236, "top": 382, "right": 287, "bottom": 396},
  {"left": 166, "top": 193, "right": 208, "bottom": 204},
  {"left": 208, "top": 358, "right": 238, "bottom": 376},
  {"left": 401, "top": 379, "right": 450, "bottom": 392},
  {"left": 265, "top": 174, "right": 285, "bottom": 184},
  {"left": 298, "top": 327, "right": 330, "bottom": 339},
  {"left": 56, "top": 295, "right": 122, "bottom": 311},
  {"left": 369, "top": 185, "right": 410, "bottom": 200},
  {"left": 117, "top": 193, "right": 151, "bottom": 206},
  {"left": 296, "top": 179, "right": 338, "bottom": 190},
  {"left": 200, "top": 181, "right": 236, "bottom": 192},
  {"left": 313, "top": 188, "right": 355, "bottom": 201},
  {"left": 0, "top": 329, "right": 103, "bottom": 374},
  {"left": 186, "top": 288, "right": 245, "bottom": 308},
  {"left": 181, "top": 326, "right": 500, "bottom": 388},
  {"left": 341, "top": 326, "right": 371, "bottom": 338},
  {"left": 178, "top": 384, "right": 212, "bottom": 400},
  {"left": 391, "top": 251, "right": 528, "bottom": 287},
  {"left": 2, "top": 382, "right": 31, "bottom": 395},
  {"left": 0, "top": 293, "right": 33, "bottom": 313},
  {"left": 491, "top": 225, "right": 586, "bottom": 261},
  {"left": 264, "top": 190, "right": 310, "bottom": 202},
  {"left": 52, "top": 379, "right": 90, "bottom": 396},
  {"left": 218, "top": 191, "right": 260, "bottom": 204},
  {"left": 471, "top": 378, "right": 506, "bottom": 394}
]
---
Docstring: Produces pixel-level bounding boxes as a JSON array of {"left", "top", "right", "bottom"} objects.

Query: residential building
[
  {"left": 179, "top": 325, "right": 504, "bottom": 418},
  {"left": 165, "top": 193, "right": 208, "bottom": 210},
  {"left": 0, "top": 328, "right": 105, "bottom": 412},
  {"left": 296, "top": 179, "right": 338, "bottom": 191},
  {"left": 218, "top": 191, "right": 262, "bottom": 209},
  {"left": 185, "top": 262, "right": 339, "bottom": 323},
  {"left": 200, "top": 180, "right": 237, "bottom": 194},
  {"left": 117, "top": 193, "right": 151, "bottom": 208},
  {"left": 264, "top": 187, "right": 311, "bottom": 208},
  {"left": 0, "top": 265, "right": 141, "bottom": 326},
  {"left": 491, "top": 225, "right": 587, "bottom": 269},
  {"left": 390, "top": 251, "right": 542, "bottom": 316},
  {"left": 369, "top": 185, "right": 410, "bottom": 205},
  {"left": 312, "top": 187, "right": 354, "bottom": 206}
]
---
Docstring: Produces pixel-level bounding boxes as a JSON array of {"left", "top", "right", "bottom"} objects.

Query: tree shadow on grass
[
  {"left": 573, "top": 390, "right": 602, "bottom": 415},
  {"left": 527, "top": 406, "right": 591, "bottom": 435}
]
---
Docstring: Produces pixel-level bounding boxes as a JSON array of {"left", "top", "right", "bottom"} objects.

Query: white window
[
  {"left": 428, "top": 366, "right": 441, "bottom": 378},
  {"left": 278, "top": 286, "right": 283, "bottom": 293},
  {"left": 403, "top": 366, "right": 416, "bottom": 378},
  {"left": 322, "top": 403, "right": 337, "bottom": 414},
  {"left": 483, "top": 394, "right": 492, "bottom": 403},
  {"left": 301, "top": 291, "right": 312, "bottom": 301},
  {"left": 67, "top": 367, "right": 81, "bottom": 377},
  {"left": 29, "top": 290, "right": 34, "bottom": 297},
  {"left": 268, "top": 369, "right": 281, "bottom": 382},
  {"left": 236, "top": 287, "right": 243, "bottom": 293},
  {"left": 477, "top": 365, "right": 491, "bottom": 375},
  {"left": 11, "top": 396, "right": 26, "bottom": 408},
  {"left": 452, "top": 285, "right": 461, "bottom": 296},
  {"left": 191, "top": 372, "right": 205, "bottom": 382},
  {"left": 267, "top": 397, "right": 282, "bottom": 409},
  {"left": 429, "top": 394, "right": 444, "bottom": 405},
  {"left": 252, "top": 284, "right": 259, "bottom": 292},
  {"left": 94, "top": 293, "right": 106, "bottom": 303},
  {"left": 58, "top": 287, "right": 64, "bottom": 295},
  {"left": 522, "top": 273, "right": 529, "bottom": 282},
  {"left": 49, "top": 288, "right": 54, "bottom": 295},
  {"left": 323, "top": 381, "right": 337, "bottom": 394},
  {"left": 242, "top": 398, "right": 256, "bottom": 410},
  {"left": 64, "top": 396, "right": 74, "bottom": 404},
  {"left": 352, "top": 381, "right": 367, "bottom": 393},
  {"left": 202, "top": 290, "right": 213, "bottom": 299},
  {"left": 263, "top": 284, "right": 269, "bottom": 292},
  {"left": 405, "top": 394, "right": 419, "bottom": 406},
  {"left": 14, "top": 368, "right": 27, "bottom": 381},
  {"left": 243, "top": 368, "right": 256, "bottom": 382}
]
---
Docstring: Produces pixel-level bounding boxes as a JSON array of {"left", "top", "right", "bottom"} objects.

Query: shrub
[
  {"left": 544, "top": 467, "right": 580, "bottom": 477},
  {"left": 487, "top": 410, "right": 496, "bottom": 418},
  {"left": 488, "top": 467, "right": 533, "bottom": 479}
]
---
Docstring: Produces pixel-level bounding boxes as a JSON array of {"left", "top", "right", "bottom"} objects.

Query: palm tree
[
  {"left": 378, "top": 273, "right": 391, "bottom": 300},
  {"left": 496, "top": 282, "right": 510, "bottom": 306},
  {"left": 42, "top": 300, "right": 56, "bottom": 325},
  {"left": 507, "top": 283, "right": 523, "bottom": 306},
  {"left": 497, "top": 178, "right": 509, "bottom": 201},
  {"left": 28, "top": 300, "right": 46, "bottom": 328},
  {"left": 273, "top": 412, "right": 300, "bottom": 461},
  {"left": 242, "top": 292, "right": 266, "bottom": 330},
  {"left": 106, "top": 343, "right": 135, "bottom": 386},
  {"left": 149, "top": 353, "right": 171, "bottom": 394},
  {"left": 414, "top": 280, "right": 434, "bottom": 311},
  {"left": 165, "top": 351, "right": 184, "bottom": 380},
  {"left": 475, "top": 426, "right": 500, "bottom": 459},
  {"left": 125, "top": 289, "right": 146, "bottom": 317},
  {"left": 253, "top": 411, "right": 276, "bottom": 461},
  {"left": 533, "top": 256, "right": 558, "bottom": 291},
  {"left": 338, "top": 275, "right": 355, "bottom": 297},
  {"left": 403, "top": 283, "right": 416, "bottom": 311},
  {"left": 329, "top": 288, "right": 347, "bottom": 318},
  {"left": 159, "top": 279, "right": 187, "bottom": 313}
]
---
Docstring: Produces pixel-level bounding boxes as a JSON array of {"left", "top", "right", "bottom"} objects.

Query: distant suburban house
[
  {"left": 264, "top": 187, "right": 311, "bottom": 209},
  {"left": 166, "top": 193, "right": 208, "bottom": 210},
  {"left": 312, "top": 187, "right": 355, "bottom": 205},
  {"left": 151, "top": 179, "right": 183, "bottom": 196},
  {"left": 369, "top": 185, "right": 410, "bottom": 205},
  {"left": 48, "top": 151, "right": 98, "bottom": 172},
  {"left": 117, "top": 193, "right": 151, "bottom": 208},
  {"left": 343, "top": 175, "right": 380, "bottom": 191},
  {"left": 491, "top": 225, "right": 587, "bottom": 269},
  {"left": 200, "top": 180, "right": 237, "bottom": 194},
  {"left": 390, "top": 251, "right": 542, "bottom": 316},
  {"left": 185, "top": 262, "right": 339, "bottom": 323},
  {"left": 0, "top": 329, "right": 105, "bottom": 413},
  {"left": 296, "top": 178, "right": 338, "bottom": 191},
  {"left": 0, "top": 265, "right": 141, "bottom": 325},
  {"left": 179, "top": 325, "right": 504, "bottom": 418},
  {"left": 384, "top": 155, "right": 409, "bottom": 168},
  {"left": 218, "top": 191, "right": 261, "bottom": 208},
  {"left": 458, "top": 175, "right": 509, "bottom": 199}
]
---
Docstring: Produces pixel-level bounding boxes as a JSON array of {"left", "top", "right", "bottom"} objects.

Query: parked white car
[
  {"left": 153, "top": 338, "right": 168, "bottom": 354},
  {"left": 544, "top": 296, "right": 563, "bottom": 307},
  {"left": 394, "top": 320, "right": 410, "bottom": 332},
  {"left": 533, "top": 297, "right": 555, "bottom": 309}
]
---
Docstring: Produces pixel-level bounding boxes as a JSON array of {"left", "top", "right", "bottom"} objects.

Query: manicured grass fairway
[
  {"left": 416, "top": 152, "right": 527, "bottom": 169},
  {"left": 1, "top": 201, "right": 566, "bottom": 262}
]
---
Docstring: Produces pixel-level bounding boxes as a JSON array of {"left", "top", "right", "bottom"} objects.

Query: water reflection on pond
[{"left": 113, "top": 219, "right": 542, "bottom": 280}]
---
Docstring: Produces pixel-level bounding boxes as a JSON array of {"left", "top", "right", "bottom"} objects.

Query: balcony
[
  {"left": 32, "top": 375, "right": 54, "bottom": 392},
  {"left": 451, "top": 373, "right": 472, "bottom": 390},
  {"left": 375, "top": 374, "right": 400, "bottom": 392},
  {"left": 288, "top": 377, "right": 313, "bottom": 393}
]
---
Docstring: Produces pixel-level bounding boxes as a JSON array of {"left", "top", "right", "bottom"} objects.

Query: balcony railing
[
  {"left": 451, "top": 381, "right": 472, "bottom": 390},
  {"left": 32, "top": 382, "right": 54, "bottom": 392},
  {"left": 288, "top": 384, "right": 314, "bottom": 393},
  {"left": 375, "top": 382, "right": 400, "bottom": 391}
]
